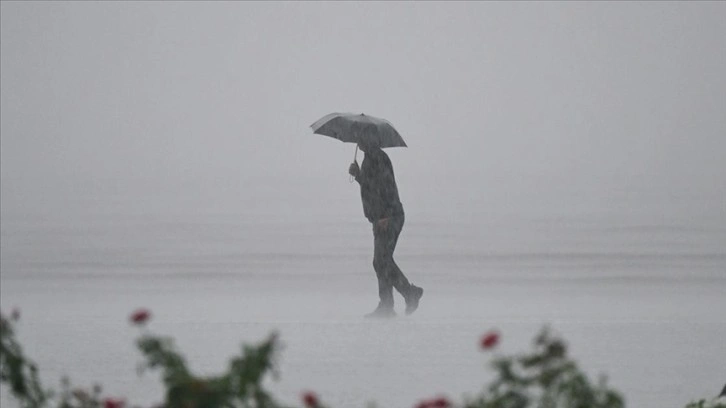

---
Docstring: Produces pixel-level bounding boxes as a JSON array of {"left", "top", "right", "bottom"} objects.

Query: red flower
[
  {"left": 431, "top": 397, "right": 450, "bottom": 408},
  {"left": 480, "top": 331, "right": 500, "bottom": 350},
  {"left": 301, "top": 391, "right": 319, "bottom": 408},
  {"left": 129, "top": 309, "right": 151, "bottom": 325},
  {"left": 103, "top": 398, "right": 124, "bottom": 408},
  {"left": 415, "top": 396, "right": 450, "bottom": 408}
]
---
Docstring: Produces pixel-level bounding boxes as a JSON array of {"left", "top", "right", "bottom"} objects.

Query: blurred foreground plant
[
  {"left": 133, "top": 310, "right": 284, "bottom": 408},
  {"left": 0, "top": 309, "right": 49, "bottom": 407},
  {"left": 1, "top": 309, "right": 290, "bottom": 408},
  {"left": 1, "top": 309, "right": 723, "bottom": 408},
  {"left": 461, "top": 328, "right": 623, "bottom": 408}
]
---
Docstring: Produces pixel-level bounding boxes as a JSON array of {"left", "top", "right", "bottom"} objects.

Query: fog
[
  {"left": 2, "top": 3, "right": 726, "bottom": 407},
  {"left": 2, "top": 2, "right": 724, "bottom": 224}
]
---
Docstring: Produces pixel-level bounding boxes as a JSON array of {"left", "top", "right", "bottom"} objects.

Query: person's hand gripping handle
[
  {"left": 348, "top": 145, "right": 360, "bottom": 183},
  {"left": 348, "top": 160, "right": 359, "bottom": 182}
]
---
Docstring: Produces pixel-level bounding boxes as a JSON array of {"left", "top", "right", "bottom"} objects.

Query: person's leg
[
  {"left": 386, "top": 215, "right": 424, "bottom": 314},
  {"left": 385, "top": 216, "right": 411, "bottom": 296},
  {"left": 368, "top": 224, "right": 395, "bottom": 316}
]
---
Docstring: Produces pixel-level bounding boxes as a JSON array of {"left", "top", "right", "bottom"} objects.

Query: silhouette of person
[{"left": 348, "top": 141, "right": 423, "bottom": 317}]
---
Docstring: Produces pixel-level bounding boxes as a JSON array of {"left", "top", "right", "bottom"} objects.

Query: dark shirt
[{"left": 355, "top": 148, "right": 404, "bottom": 223}]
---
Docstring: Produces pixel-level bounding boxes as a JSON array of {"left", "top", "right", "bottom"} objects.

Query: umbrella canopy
[{"left": 310, "top": 112, "right": 407, "bottom": 148}]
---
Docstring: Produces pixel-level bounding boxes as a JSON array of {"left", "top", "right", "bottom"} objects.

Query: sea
[{"left": 1, "top": 189, "right": 724, "bottom": 408}]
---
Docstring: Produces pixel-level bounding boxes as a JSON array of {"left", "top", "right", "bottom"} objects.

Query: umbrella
[{"left": 310, "top": 112, "right": 407, "bottom": 149}]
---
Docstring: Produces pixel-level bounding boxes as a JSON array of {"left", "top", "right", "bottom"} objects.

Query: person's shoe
[
  {"left": 365, "top": 304, "right": 396, "bottom": 318},
  {"left": 405, "top": 285, "right": 424, "bottom": 315}
]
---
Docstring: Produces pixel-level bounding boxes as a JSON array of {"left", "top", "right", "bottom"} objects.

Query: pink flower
[
  {"left": 103, "top": 398, "right": 124, "bottom": 408},
  {"left": 129, "top": 309, "right": 151, "bottom": 325},
  {"left": 302, "top": 391, "right": 319, "bottom": 408},
  {"left": 480, "top": 331, "right": 500, "bottom": 350}
]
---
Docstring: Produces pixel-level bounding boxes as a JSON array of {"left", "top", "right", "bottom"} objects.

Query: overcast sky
[{"left": 2, "top": 2, "right": 724, "bottom": 223}]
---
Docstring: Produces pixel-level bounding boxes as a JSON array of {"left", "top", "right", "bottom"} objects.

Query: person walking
[{"left": 348, "top": 140, "right": 423, "bottom": 317}]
